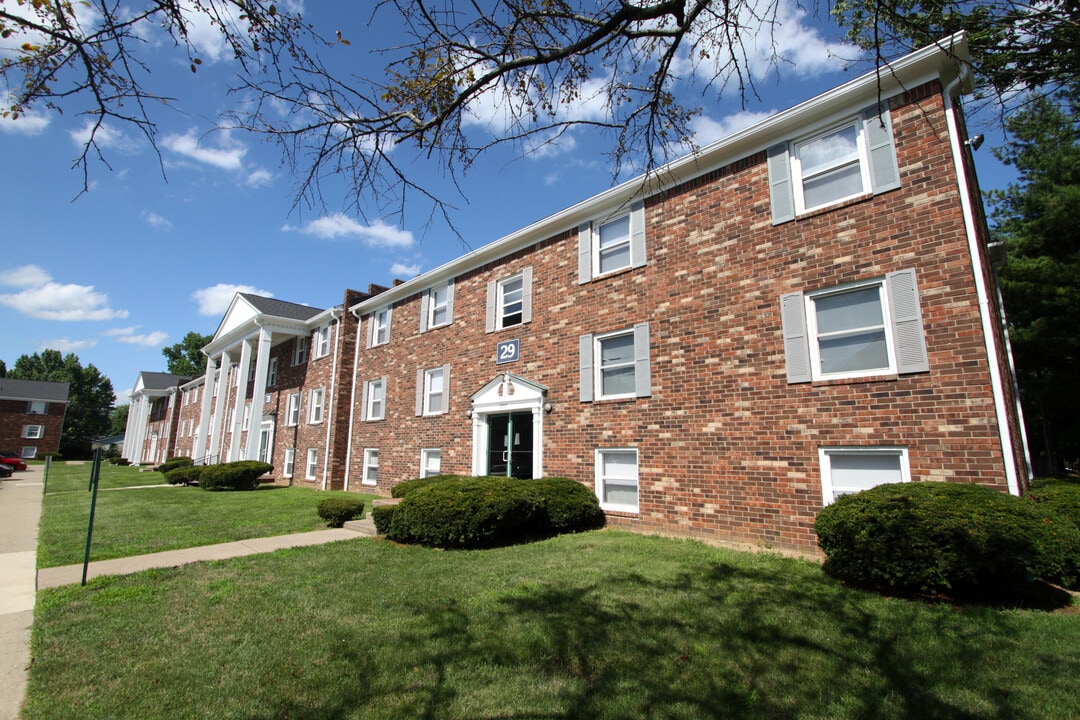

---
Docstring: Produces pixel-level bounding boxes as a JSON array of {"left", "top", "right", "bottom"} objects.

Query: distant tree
[
  {"left": 162, "top": 332, "right": 213, "bottom": 376},
  {"left": 989, "top": 82, "right": 1080, "bottom": 471},
  {"left": 0, "top": 359, "right": 6, "bottom": 377},
  {"left": 9, "top": 350, "right": 115, "bottom": 460},
  {"left": 108, "top": 404, "right": 130, "bottom": 437}
]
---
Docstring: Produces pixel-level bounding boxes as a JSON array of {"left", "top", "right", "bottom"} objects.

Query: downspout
[
  {"left": 321, "top": 307, "right": 344, "bottom": 490},
  {"left": 341, "top": 306, "right": 364, "bottom": 491},
  {"left": 942, "top": 68, "right": 1026, "bottom": 494}
]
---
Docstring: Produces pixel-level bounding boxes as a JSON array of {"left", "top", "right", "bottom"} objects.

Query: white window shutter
[
  {"left": 442, "top": 364, "right": 451, "bottom": 414},
  {"left": 360, "top": 381, "right": 369, "bottom": 421},
  {"left": 579, "top": 334, "right": 594, "bottom": 402},
  {"left": 767, "top": 143, "right": 796, "bottom": 225},
  {"left": 378, "top": 376, "right": 388, "bottom": 420},
  {"left": 863, "top": 103, "right": 901, "bottom": 194},
  {"left": 578, "top": 222, "right": 592, "bottom": 284},
  {"left": 886, "top": 269, "right": 930, "bottom": 374},
  {"left": 415, "top": 369, "right": 424, "bottom": 416},
  {"left": 365, "top": 315, "right": 374, "bottom": 349},
  {"left": 780, "top": 292, "right": 812, "bottom": 383},
  {"left": 521, "top": 266, "right": 533, "bottom": 323},
  {"left": 445, "top": 278, "right": 455, "bottom": 324},
  {"left": 384, "top": 307, "right": 393, "bottom": 343},
  {"left": 633, "top": 322, "right": 652, "bottom": 397},
  {"left": 419, "top": 291, "right": 430, "bottom": 333},
  {"left": 485, "top": 280, "right": 497, "bottom": 333},
  {"left": 630, "top": 201, "right": 647, "bottom": 269}
]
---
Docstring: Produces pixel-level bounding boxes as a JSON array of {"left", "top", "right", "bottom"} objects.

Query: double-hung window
[
  {"left": 286, "top": 392, "right": 301, "bottom": 426},
  {"left": 596, "top": 449, "right": 639, "bottom": 513},
  {"left": 362, "top": 449, "right": 379, "bottom": 485},
  {"left": 416, "top": 366, "right": 450, "bottom": 416},
  {"left": 767, "top": 103, "right": 901, "bottom": 223},
  {"left": 362, "top": 377, "right": 387, "bottom": 421},
  {"left": 23, "top": 425, "right": 44, "bottom": 439},
  {"left": 420, "top": 449, "right": 441, "bottom": 478},
  {"left": 578, "top": 201, "right": 646, "bottom": 282},
  {"left": 579, "top": 323, "right": 652, "bottom": 401},
  {"left": 283, "top": 448, "right": 295, "bottom": 478},
  {"left": 267, "top": 358, "right": 278, "bottom": 386},
  {"left": 369, "top": 307, "right": 392, "bottom": 347},
  {"left": 27, "top": 401, "right": 47, "bottom": 414},
  {"left": 242, "top": 404, "right": 251, "bottom": 432},
  {"left": 305, "top": 448, "right": 318, "bottom": 480},
  {"left": 293, "top": 337, "right": 309, "bottom": 366},
  {"left": 819, "top": 447, "right": 909, "bottom": 505},
  {"left": 308, "top": 388, "right": 325, "bottom": 424},
  {"left": 485, "top": 268, "right": 533, "bottom": 332},
  {"left": 780, "top": 269, "right": 928, "bottom": 383},
  {"left": 420, "top": 280, "right": 454, "bottom": 332},
  {"left": 314, "top": 323, "right": 331, "bottom": 358}
]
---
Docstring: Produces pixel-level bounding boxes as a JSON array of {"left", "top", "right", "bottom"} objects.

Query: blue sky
[{"left": 0, "top": 2, "right": 1015, "bottom": 405}]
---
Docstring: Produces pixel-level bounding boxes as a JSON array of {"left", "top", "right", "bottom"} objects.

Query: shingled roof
[
  {"left": 239, "top": 294, "right": 325, "bottom": 322},
  {"left": 0, "top": 378, "right": 70, "bottom": 403}
]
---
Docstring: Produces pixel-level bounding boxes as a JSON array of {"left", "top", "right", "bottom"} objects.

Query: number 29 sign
[{"left": 496, "top": 339, "right": 520, "bottom": 365}]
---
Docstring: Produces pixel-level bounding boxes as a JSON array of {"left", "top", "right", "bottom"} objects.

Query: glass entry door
[{"left": 486, "top": 412, "right": 534, "bottom": 479}]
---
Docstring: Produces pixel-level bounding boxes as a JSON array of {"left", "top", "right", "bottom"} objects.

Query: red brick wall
[
  {"left": 0, "top": 399, "right": 65, "bottom": 457},
  {"left": 334, "top": 80, "right": 1024, "bottom": 552}
]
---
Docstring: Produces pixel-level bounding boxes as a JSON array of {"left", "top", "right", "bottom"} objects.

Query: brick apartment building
[
  {"left": 0, "top": 378, "right": 69, "bottom": 459},
  {"left": 122, "top": 35, "right": 1031, "bottom": 551}
]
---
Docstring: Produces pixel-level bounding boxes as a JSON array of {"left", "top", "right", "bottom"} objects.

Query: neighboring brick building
[
  {"left": 0, "top": 378, "right": 69, "bottom": 459},
  {"left": 122, "top": 35, "right": 1031, "bottom": 551}
]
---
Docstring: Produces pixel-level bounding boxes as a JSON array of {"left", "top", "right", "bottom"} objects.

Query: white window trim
[
  {"left": 423, "top": 368, "right": 445, "bottom": 416},
  {"left": 370, "top": 307, "right": 392, "bottom": 347},
  {"left": 23, "top": 425, "right": 44, "bottom": 439},
  {"left": 242, "top": 404, "right": 251, "bottom": 432},
  {"left": 498, "top": 273, "right": 524, "bottom": 329},
  {"left": 267, "top": 357, "right": 278, "bottom": 387},
  {"left": 314, "top": 323, "right": 331, "bottom": 358},
  {"left": 595, "top": 448, "right": 639, "bottom": 513},
  {"left": 420, "top": 448, "right": 441, "bottom": 478},
  {"left": 485, "top": 268, "right": 533, "bottom": 333},
  {"left": 790, "top": 119, "right": 873, "bottom": 214},
  {"left": 422, "top": 281, "right": 454, "bottom": 332},
  {"left": 286, "top": 392, "right": 301, "bottom": 427},
  {"left": 27, "top": 401, "right": 47, "bottom": 414},
  {"left": 283, "top": 448, "right": 295, "bottom": 478},
  {"left": 293, "top": 336, "right": 309, "bottom": 366},
  {"left": 579, "top": 323, "right": 651, "bottom": 402},
  {"left": 21, "top": 447, "right": 37, "bottom": 459},
  {"left": 364, "top": 378, "right": 386, "bottom": 422},
  {"left": 819, "top": 446, "right": 910, "bottom": 506},
  {"left": 305, "top": 448, "right": 318, "bottom": 480},
  {"left": 362, "top": 448, "right": 379, "bottom": 486},
  {"left": 594, "top": 329, "right": 637, "bottom": 401},
  {"left": 578, "top": 201, "right": 646, "bottom": 283},
  {"left": 308, "top": 388, "right": 325, "bottom": 424},
  {"left": 805, "top": 278, "right": 897, "bottom": 381}
]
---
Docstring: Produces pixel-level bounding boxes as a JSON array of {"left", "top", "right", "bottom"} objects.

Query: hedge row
[
  {"left": 198, "top": 461, "right": 273, "bottom": 491},
  {"left": 317, "top": 497, "right": 366, "bottom": 527},
  {"left": 379, "top": 475, "right": 605, "bottom": 549}
]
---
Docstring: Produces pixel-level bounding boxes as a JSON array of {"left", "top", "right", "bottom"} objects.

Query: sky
[{"left": 0, "top": 1, "right": 1017, "bottom": 407}]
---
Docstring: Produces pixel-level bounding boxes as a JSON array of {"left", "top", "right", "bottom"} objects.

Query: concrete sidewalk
[{"left": 0, "top": 463, "right": 374, "bottom": 720}]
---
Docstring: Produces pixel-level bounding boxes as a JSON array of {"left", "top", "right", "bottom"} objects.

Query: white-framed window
[
  {"left": 595, "top": 448, "right": 639, "bottom": 513},
  {"left": 283, "top": 448, "right": 295, "bottom": 478},
  {"left": 417, "top": 366, "right": 450, "bottom": 416},
  {"left": 421, "top": 281, "right": 454, "bottom": 332},
  {"left": 362, "top": 448, "right": 379, "bottom": 486},
  {"left": 420, "top": 449, "right": 441, "bottom": 478},
  {"left": 362, "top": 378, "right": 386, "bottom": 421},
  {"left": 293, "top": 336, "right": 309, "bottom": 366},
  {"left": 579, "top": 323, "right": 651, "bottom": 402},
  {"left": 369, "top": 307, "right": 392, "bottom": 347},
  {"left": 305, "top": 448, "right": 318, "bottom": 480},
  {"left": 767, "top": 103, "right": 900, "bottom": 224},
  {"left": 578, "top": 202, "right": 646, "bottom": 282},
  {"left": 242, "top": 404, "right": 251, "bottom": 431},
  {"left": 485, "top": 268, "right": 533, "bottom": 332},
  {"left": 21, "top": 446, "right": 37, "bottom": 459},
  {"left": 22, "top": 425, "right": 44, "bottom": 439},
  {"left": 286, "top": 392, "right": 301, "bottom": 426},
  {"left": 27, "top": 400, "right": 48, "bottom": 414},
  {"left": 819, "top": 447, "right": 910, "bottom": 505},
  {"left": 192, "top": 387, "right": 199, "bottom": 404},
  {"left": 308, "top": 388, "right": 325, "bottom": 424},
  {"left": 267, "top": 358, "right": 278, "bottom": 387},
  {"left": 780, "top": 269, "right": 928, "bottom": 383},
  {"left": 314, "top": 323, "right": 331, "bottom": 358}
]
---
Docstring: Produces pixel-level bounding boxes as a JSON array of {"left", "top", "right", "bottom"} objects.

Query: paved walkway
[{"left": 0, "top": 464, "right": 373, "bottom": 720}]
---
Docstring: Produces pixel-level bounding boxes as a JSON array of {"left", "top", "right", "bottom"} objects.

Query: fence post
[{"left": 81, "top": 447, "right": 104, "bottom": 586}]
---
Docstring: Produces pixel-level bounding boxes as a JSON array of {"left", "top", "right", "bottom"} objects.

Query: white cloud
[
  {"left": 0, "top": 92, "right": 50, "bottom": 135},
  {"left": 39, "top": 337, "right": 98, "bottom": 353},
  {"left": 162, "top": 128, "right": 247, "bottom": 170},
  {"left": 390, "top": 262, "right": 421, "bottom": 278},
  {"left": 690, "top": 110, "right": 776, "bottom": 146},
  {"left": 69, "top": 120, "right": 140, "bottom": 153},
  {"left": 246, "top": 167, "right": 273, "bottom": 187},
  {"left": 142, "top": 211, "right": 174, "bottom": 231},
  {"left": 0, "top": 265, "right": 128, "bottom": 321},
  {"left": 284, "top": 215, "right": 415, "bottom": 248},
  {"left": 114, "top": 387, "right": 133, "bottom": 405},
  {"left": 192, "top": 283, "right": 274, "bottom": 316},
  {"left": 105, "top": 326, "right": 169, "bottom": 348}
]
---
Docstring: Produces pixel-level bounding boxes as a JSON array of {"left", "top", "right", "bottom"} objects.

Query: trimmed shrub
[
  {"left": 317, "top": 497, "right": 366, "bottom": 528},
  {"left": 198, "top": 461, "right": 273, "bottom": 491},
  {"left": 390, "top": 474, "right": 457, "bottom": 498},
  {"left": 1027, "top": 478, "right": 1080, "bottom": 532},
  {"left": 165, "top": 465, "right": 203, "bottom": 486},
  {"left": 372, "top": 504, "right": 397, "bottom": 535},
  {"left": 815, "top": 481, "right": 1080, "bottom": 596},
  {"left": 156, "top": 457, "right": 194, "bottom": 475},
  {"left": 385, "top": 476, "right": 605, "bottom": 549},
  {"left": 110, "top": 457, "right": 130, "bottom": 466}
]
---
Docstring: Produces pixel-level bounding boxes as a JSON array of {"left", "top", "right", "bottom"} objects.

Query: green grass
[
  {"left": 37, "top": 462, "right": 377, "bottom": 568},
  {"left": 24, "top": 531, "right": 1080, "bottom": 719}
]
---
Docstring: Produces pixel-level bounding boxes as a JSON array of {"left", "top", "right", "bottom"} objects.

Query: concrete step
[
  {"left": 371, "top": 497, "right": 402, "bottom": 507},
  {"left": 343, "top": 517, "right": 378, "bottom": 536}
]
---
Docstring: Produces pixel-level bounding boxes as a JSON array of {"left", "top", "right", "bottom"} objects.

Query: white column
[
  {"left": 245, "top": 327, "right": 273, "bottom": 460},
  {"left": 228, "top": 337, "right": 254, "bottom": 461},
  {"left": 192, "top": 356, "right": 218, "bottom": 463},
  {"left": 124, "top": 395, "right": 148, "bottom": 463},
  {"left": 209, "top": 350, "right": 232, "bottom": 462}
]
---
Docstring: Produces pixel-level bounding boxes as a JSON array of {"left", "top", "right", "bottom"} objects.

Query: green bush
[
  {"left": 815, "top": 481, "right": 1080, "bottom": 596},
  {"left": 390, "top": 474, "right": 456, "bottom": 498},
  {"left": 110, "top": 457, "right": 130, "bottom": 466},
  {"left": 317, "top": 497, "right": 366, "bottom": 527},
  {"left": 156, "top": 456, "right": 194, "bottom": 475},
  {"left": 385, "top": 476, "right": 605, "bottom": 549},
  {"left": 198, "top": 461, "right": 272, "bottom": 491},
  {"left": 164, "top": 465, "right": 203, "bottom": 486},
  {"left": 372, "top": 504, "right": 397, "bottom": 535},
  {"left": 1027, "top": 478, "right": 1080, "bottom": 531}
]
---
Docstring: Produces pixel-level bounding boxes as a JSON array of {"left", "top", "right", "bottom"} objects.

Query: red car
[{"left": 0, "top": 453, "right": 27, "bottom": 471}]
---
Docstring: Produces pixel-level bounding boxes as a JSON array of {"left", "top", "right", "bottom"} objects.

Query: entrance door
[
  {"left": 258, "top": 422, "right": 274, "bottom": 464},
  {"left": 486, "top": 412, "right": 534, "bottom": 479}
]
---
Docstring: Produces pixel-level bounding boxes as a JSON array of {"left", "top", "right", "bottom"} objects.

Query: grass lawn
[
  {"left": 25, "top": 530, "right": 1080, "bottom": 720},
  {"left": 37, "top": 462, "right": 377, "bottom": 568}
]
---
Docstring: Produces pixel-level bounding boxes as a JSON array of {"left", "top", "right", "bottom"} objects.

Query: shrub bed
[
  {"left": 198, "top": 461, "right": 272, "bottom": 491},
  {"left": 156, "top": 457, "right": 193, "bottom": 475},
  {"left": 1026, "top": 477, "right": 1080, "bottom": 532},
  {"left": 372, "top": 504, "right": 397, "bottom": 535},
  {"left": 815, "top": 481, "right": 1080, "bottom": 596},
  {"left": 384, "top": 476, "right": 605, "bottom": 549},
  {"left": 164, "top": 465, "right": 203, "bottom": 486},
  {"left": 390, "top": 474, "right": 457, "bottom": 498},
  {"left": 317, "top": 498, "right": 366, "bottom": 527}
]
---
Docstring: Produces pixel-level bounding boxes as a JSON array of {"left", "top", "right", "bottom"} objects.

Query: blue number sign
[{"left": 496, "top": 339, "right": 520, "bottom": 365}]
